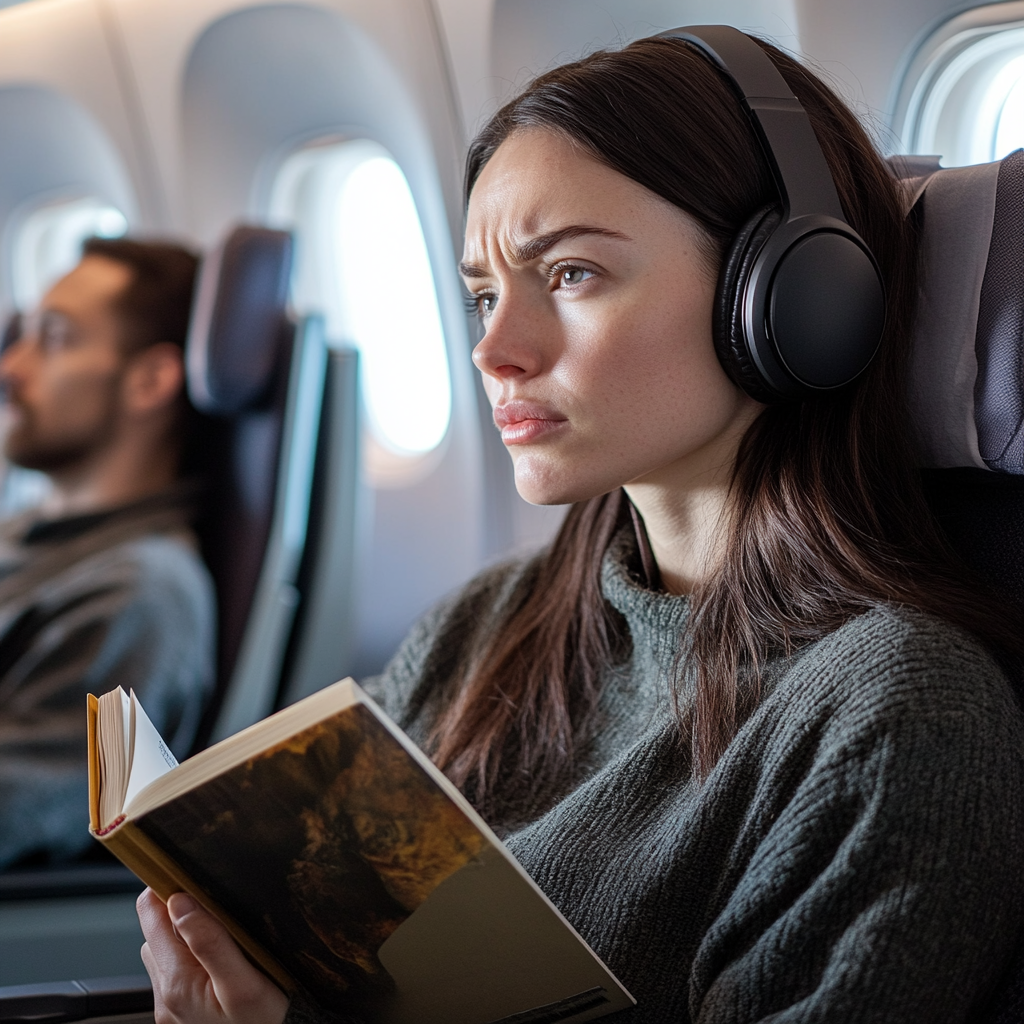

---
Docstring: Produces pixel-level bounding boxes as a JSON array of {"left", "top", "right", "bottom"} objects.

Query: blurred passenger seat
[
  {"left": 892, "top": 147, "right": 1024, "bottom": 1022},
  {"left": 186, "top": 224, "right": 331, "bottom": 745}
]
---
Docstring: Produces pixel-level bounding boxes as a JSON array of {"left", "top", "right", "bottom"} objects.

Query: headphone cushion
[{"left": 714, "top": 205, "right": 781, "bottom": 403}]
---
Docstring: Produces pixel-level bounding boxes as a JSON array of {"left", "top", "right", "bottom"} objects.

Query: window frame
[
  {"left": 267, "top": 137, "right": 453, "bottom": 487},
  {"left": 8, "top": 194, "right": 128, "bottom": 312},
  {"left": 895, "top": 1, "right": 1024, "bottom": 166}
]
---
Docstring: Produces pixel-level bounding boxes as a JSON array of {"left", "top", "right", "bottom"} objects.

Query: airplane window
[
  {"left": 899, "top": 10, "right": 1024, "bottom": 166},
  {"left": 269, "top": 140, "right": 452, "bottom": 470},
  {"left": 11, "top": 196, "right": 128, "bottom": 311},
  {"left": 336, "top": 156, "right": 451, "bottom": 456},
  {"left": 988, "top": 55, "right": 1024, "bottom": 158}
]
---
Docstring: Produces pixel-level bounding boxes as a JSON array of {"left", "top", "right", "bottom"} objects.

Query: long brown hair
[{"left": 432, "top": 36, "right": 1023, "bottom": 808}]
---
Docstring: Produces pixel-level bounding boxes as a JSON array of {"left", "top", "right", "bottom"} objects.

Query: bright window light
[
  {"left": 268, "top": 140, "right": 452, "bottom": 465},
  {"left": 335, "top": 158, "right": 450, "bottom": 455},
  {"left": 12, "top": 197, "right": 127, "bottom": 310},
  {"left": 993, "top": 56, "right": 1024, "bottom": 157}
]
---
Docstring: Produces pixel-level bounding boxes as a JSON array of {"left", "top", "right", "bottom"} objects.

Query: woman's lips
[{"left": 493, "top": 401, "right": 567, "bottom": 446}]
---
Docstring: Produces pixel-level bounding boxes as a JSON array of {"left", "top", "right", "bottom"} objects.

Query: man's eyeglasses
[{"left": 6, "top": 310, "right": 84, "bottom": 355}]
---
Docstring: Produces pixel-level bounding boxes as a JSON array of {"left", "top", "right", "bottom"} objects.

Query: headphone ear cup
[{"left": 713, "top": 205, "right": 781, "bottom": 403}]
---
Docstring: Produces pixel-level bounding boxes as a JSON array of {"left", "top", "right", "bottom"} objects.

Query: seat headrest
[
  {"left": 186, "top": 226, "right": 294, "bottom": 415},
  {"left": 895, "top": 149, "right": 1024, "bottom": 474}
]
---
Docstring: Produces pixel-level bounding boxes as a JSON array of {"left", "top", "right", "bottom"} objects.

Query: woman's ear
[{"left": 121, "top": 342, "right": 186, "bottom": 417}]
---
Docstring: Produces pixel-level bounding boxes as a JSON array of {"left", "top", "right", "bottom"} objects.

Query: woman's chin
[
  {"left": 513, "top": 464, "right": 603, "bottom": 507},
  {"left": 513, "top": 475, "right": 571, "bottom": 507}
]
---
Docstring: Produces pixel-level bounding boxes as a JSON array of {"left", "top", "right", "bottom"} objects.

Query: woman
[{"left": 137, "top": 30, "right": 1024, "bottom": 1024}]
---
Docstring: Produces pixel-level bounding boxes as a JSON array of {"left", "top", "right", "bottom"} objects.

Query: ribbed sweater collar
[{"left": 600, "top": 528, "right": 691, "bottom": 691}]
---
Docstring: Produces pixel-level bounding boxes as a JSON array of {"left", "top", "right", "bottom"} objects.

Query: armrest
[
  {"left": 0, "top": 865, "right": 143, "bottom": 901},
  {"left": 0, "top": 974, "right": 152, "bottom": 1022}
]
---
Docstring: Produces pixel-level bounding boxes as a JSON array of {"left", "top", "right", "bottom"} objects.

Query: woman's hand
[{"left": 137, "top": 888, "right": 290, "bottom": 1024}]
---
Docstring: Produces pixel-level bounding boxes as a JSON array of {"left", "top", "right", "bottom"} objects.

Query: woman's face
[{"left": 462, "top": 128, "right": 762, "bottom": 507}]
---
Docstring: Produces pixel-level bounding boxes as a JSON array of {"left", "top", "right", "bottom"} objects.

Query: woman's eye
[
  {"left": 558, "top": 266, "right": 594, "bottom": 287},
  {"left": 465, "top": 292, "right": 498, "bottom": 319}
]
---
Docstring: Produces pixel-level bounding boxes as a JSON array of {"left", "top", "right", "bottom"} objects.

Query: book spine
[{"left": 95, "top": 819, "right": 296, "bottom": 995}]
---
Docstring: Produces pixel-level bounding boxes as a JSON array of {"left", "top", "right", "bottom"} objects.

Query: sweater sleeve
[{"left": 690, "top": 611, "right": 1024, "bottom": 1024}]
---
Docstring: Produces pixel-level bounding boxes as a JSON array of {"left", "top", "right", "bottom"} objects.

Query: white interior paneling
[{"left": 169, "top": 1, "right": 484, "bottom": 676}]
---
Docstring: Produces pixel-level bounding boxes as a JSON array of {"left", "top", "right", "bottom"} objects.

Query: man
[{"left": 0, "top": 238, "right": 215, "bottom": 868}]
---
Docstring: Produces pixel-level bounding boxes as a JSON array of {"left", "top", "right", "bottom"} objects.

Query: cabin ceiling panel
[
  {"left": 0, "top": 0, "right": 151, "bottom": 225},
  {"left": 104, "top": 0, "right": 464, "bottom": 243},
  {"left": 487, "top": 0, "right": 799, "bottom": 112},
  {"left": 794, "top": 0, "right": 976, "bottom": 139}
]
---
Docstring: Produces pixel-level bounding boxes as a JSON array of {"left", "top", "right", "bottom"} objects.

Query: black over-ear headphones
[{"left": 660, "top": 26, "right": 886, "bottom": 403}]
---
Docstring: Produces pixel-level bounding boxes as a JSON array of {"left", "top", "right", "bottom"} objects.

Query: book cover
[
  {"left": 89, "top": 681, "right": 635, "bottom": 1023},
  {"left": 135, "top": 704, "right": 482, "bottom": 1005}
]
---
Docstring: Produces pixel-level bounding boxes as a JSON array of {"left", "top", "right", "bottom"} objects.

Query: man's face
[{"left": 0, "top": 255, "right": 134, "bottom": 473}]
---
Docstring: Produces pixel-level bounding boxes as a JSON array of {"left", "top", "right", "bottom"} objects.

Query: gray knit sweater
[{"left": 287, "top": 530, "right": 1024, "bottom": 1023}]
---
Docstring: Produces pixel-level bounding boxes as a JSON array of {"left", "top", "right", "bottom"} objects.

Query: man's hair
[
  {"left": 80, "top": 237, "right": 203, "bottom": 475},
  {"left": 81, "top": 237, "right": 199, "bottom": 354}
]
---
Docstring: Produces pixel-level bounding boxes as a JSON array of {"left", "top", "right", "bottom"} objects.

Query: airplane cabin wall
[
  {"left": 0, "top": 0, "right": 486, "bottom": 682},
  {"left": 435, "top": 0, "right": 983, "bottom": 141},
  {"left": 0, "top": 0, "right": 1003, "bottom": 688},
  {"left": 793, "top": 0, "right": 988, "bottom": 136},
  {"left": 0, "top": 0, "right": 147, "bottom": 313}
]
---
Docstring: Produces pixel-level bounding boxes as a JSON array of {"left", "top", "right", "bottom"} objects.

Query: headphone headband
[
  {"left": 659, "top": 27, "right": 845, "bottom": 222},
  {"left": 656, "top": 25, "right": 886, "bottom": 401}
]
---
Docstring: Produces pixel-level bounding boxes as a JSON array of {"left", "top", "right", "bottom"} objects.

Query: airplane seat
[
  {"left": 892, "top": 147, "right": 1024, "bottom": 1022},
  {"left": 185, "top": 224, "right": 293, "bottom": 746},
  {"left": 185, "top": 224, "right": 327, "bottom": 750},
  {"left": 897, "top": 148, "right": 1024, "bottom": 650}
]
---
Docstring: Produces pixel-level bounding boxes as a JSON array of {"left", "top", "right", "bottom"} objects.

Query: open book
[{"left": 87, "top": 680, "right": 634, "bottom": 1024}]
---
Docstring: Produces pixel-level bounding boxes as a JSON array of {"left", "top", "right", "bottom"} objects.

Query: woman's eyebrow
[{"left": 459, "top": 224, "right": 630, "bottom": 278}]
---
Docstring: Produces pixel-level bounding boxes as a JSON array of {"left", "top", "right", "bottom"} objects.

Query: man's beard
[{"left": 2, "top": 389, "right": 121, "bottom": 475}]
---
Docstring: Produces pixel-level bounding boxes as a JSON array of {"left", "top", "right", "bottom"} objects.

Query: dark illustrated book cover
[{"left": 87, "top": 679, "right": 635, "bottom": 1024}]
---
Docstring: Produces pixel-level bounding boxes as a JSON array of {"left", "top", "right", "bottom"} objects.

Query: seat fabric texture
[{"left": 893, "top": 150, "right": 1024, "bottom": 1022}]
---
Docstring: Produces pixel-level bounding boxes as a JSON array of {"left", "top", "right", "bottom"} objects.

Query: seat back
[
  {"left": 895, "top": 148, "right": 1024, "bottom": 1021},
  {"left": 897, "top": 148, "right": 1024, "bottom": 633},
  {"left": 185, "top": 226, "right": 327, "bottom": 745},
  {"left": 278, "top": 345, "right": 361, "bottom": 707}
]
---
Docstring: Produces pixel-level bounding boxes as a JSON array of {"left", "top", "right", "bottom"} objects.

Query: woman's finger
[
  {"left": 167, "top": 892, "right": 289, "bottom": 1024},
  {"left": 137, "top": 888, "right": 214, "bottom": 1023},
  {"left": 137, "top": 888, "right": 200, "bottom": 976}
]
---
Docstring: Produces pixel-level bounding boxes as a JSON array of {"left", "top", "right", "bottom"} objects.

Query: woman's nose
[{"left": 471, "top": 299, "right": 546, "bottom": 382}]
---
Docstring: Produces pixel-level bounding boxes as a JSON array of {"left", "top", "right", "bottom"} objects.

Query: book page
[
  {"left": 98, "top": 679, "right": 634, "bottom": 1020},
  {"left": 124, "top": 690, "right": 179, "bottom": 814},
  {"left": 98, "top": 686, "right": 130, "bottom": 829},
  {"left": 120, "top": 686, "right": 131, "bottom": 768}
]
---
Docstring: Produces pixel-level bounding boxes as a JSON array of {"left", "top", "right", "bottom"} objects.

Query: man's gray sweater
[
  {"left": 0, "top": 489, "right": 215, "bottom": 867},
  {"left": 289, "top": 530, "right": 1024, "bottom": 1023}
]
